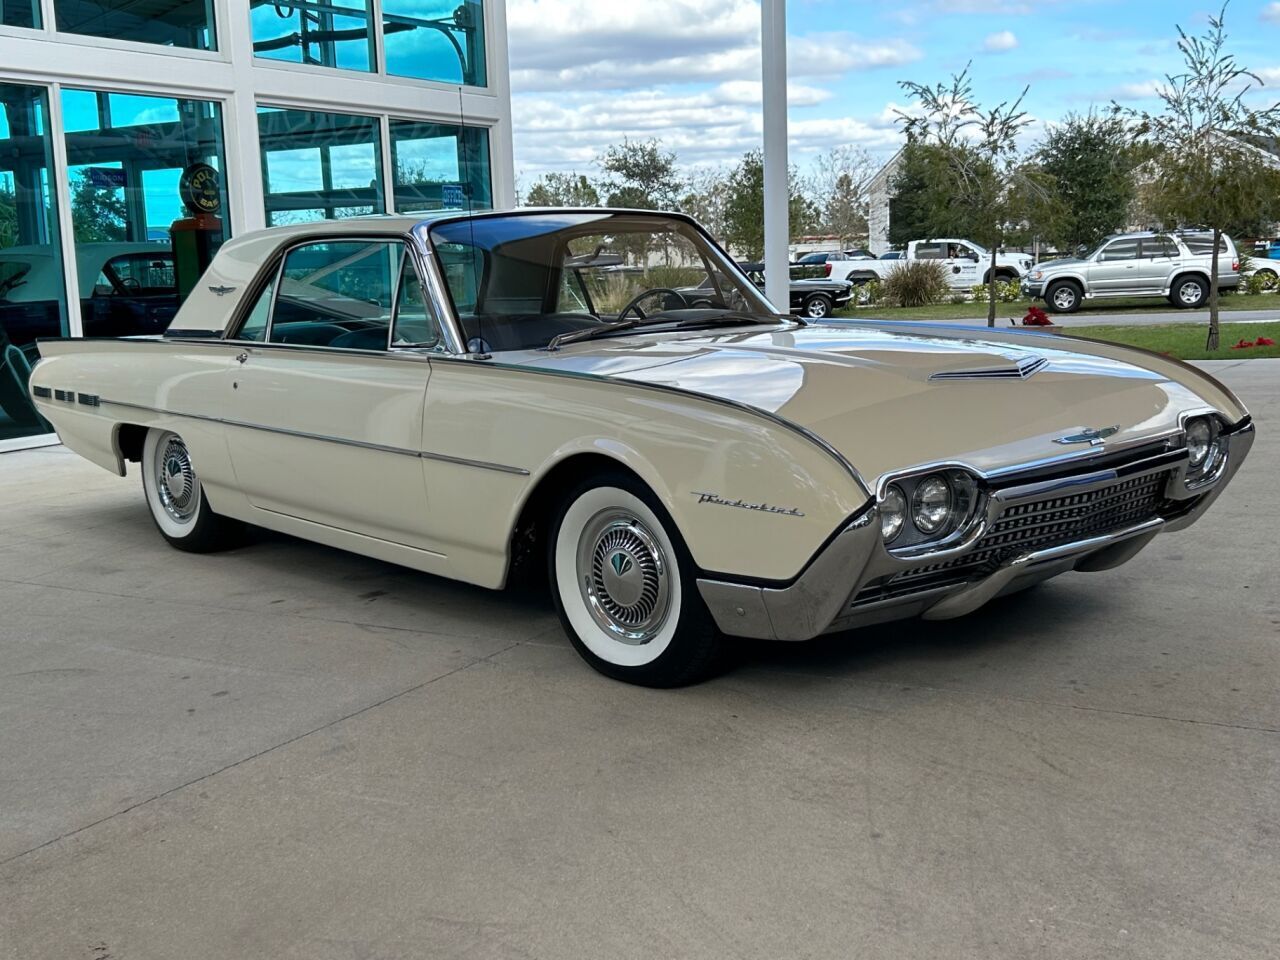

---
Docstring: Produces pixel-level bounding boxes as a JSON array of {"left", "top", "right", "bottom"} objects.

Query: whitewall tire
[
  {"left": 141, "top": 429, "right": 241, "bottom": 552},
  {"left": 549, "top": 473, "right": 724, "bottom": 686}
]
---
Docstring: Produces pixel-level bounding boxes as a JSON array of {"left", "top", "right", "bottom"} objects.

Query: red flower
[
  {"left": 1256, "top": 336, "right": 1276, "bottom": 346},
  {"left": 1231, "top": 339, "right": 1255, "bottom": 350},
  {"left": 1022, "top": 306, "right": 1052, "bottom": 326}
]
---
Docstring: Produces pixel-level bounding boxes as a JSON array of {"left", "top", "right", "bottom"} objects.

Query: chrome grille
[{"left": 852, "top": 469, "right": 1173, "bottom": 607}]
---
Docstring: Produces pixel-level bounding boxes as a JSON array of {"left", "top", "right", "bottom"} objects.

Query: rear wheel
[
  {"left": 1171, "top": 275, "right": 1208, "bottom": 308},
  {"left": 548, "top": 473, "right": 725, "bottom": 686},
  {"left": 141, "top": 429, "right": 242, "bottom": 552},
  {"left": 1046, "top": 280, "right": 1082, "bottom": 313},
  {"left": 1254, "top": 267, "right": 1277, "bottom": 291},
  {"left": 803, "top": 294, "right": 834, "bottom": 319}
]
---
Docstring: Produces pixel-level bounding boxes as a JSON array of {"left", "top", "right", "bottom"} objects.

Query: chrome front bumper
[{"left": 697, "top": 420, "right": 1255, "bottom": 642}]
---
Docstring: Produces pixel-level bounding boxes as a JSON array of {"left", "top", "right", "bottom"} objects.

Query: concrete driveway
[{"left": 2, "top": 362, "right": 1277, "bottom": 960}]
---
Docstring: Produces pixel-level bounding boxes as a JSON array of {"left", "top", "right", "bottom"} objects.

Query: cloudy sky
[{"left": 505, "top": 0, "right": 1280, "bottom": 183}]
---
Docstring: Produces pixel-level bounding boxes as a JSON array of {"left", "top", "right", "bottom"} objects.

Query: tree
[
  {"left": 1119, "top": 2, "right": 1280, "bottom": 349},
  {"left": 809, "top": 145, "right": 876, "bottom": 244},
  {"left": 1033, "top": 112, "right": 1144, "bottom": 253},
  {"left": 69, "top": 172, "right": 127, "bottom": 243},
  {"left": 678, "top": 167, "right": 732, "bottom": 242},
  {"left": 598, "top": 138, "right": 684, "bottom": 210},
  {"left": 720, "top": 149, "right": 817, "bottom": 260},
  {"left": 0, "top": 183, "right": 17, "bottom": 250},
  {"left": 887, "top": 141, "right": 984, "bottom": 245},
  {"left": 897, "top": 64, "right": 1045, "bottom": 326},
  {"left": 522, "top": 172, "right": 601, "bottom": 207}
]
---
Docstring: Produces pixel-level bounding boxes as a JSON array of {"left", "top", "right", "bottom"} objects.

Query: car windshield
[{"left": 427, "top": 212, "right": 777, "bottom": 353}]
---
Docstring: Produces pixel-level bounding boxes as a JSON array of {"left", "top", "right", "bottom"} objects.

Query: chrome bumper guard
[{"left": 697, "top": 420, "right": 1255, "bottom": 641}]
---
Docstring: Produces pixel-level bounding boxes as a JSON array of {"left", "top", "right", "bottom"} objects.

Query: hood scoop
[{"left": 929, "top": 355, "right": 1048, "bottom": 382}]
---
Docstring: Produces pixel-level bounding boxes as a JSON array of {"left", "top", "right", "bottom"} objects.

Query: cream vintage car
[{"left": 29, "top": 210, "right": 1255, "bottom": 686}]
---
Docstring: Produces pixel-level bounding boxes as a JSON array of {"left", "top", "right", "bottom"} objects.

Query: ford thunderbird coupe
[{"left": 29, "top": 210, "right": 1255, "bottom": 685}]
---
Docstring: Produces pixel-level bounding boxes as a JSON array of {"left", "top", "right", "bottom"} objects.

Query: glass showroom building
[{"left": 0, "top": 0, "right": 513, "bottom": 448}]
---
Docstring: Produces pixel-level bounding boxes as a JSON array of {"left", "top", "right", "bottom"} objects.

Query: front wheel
[
  {"left": 549, "top": 474, "right": 725, "bottom": 686},
  {"left": 141, "top": 429, "right": 242, "bottom": 552},
  {"left": 1046, "top": 280, "right": 1082, "bottom": 314}
]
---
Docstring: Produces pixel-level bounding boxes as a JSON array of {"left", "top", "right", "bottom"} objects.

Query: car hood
[
  {"left": 510, "top": 321, "right": 1242, "bottom": 484},
  {"left": 1033, "top": 257, "right": 1088, "bottom": 272}
]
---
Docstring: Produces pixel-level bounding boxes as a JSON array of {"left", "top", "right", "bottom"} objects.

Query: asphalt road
[{"left": 1, "top": 361, "right": 1277, "bottom": 960}]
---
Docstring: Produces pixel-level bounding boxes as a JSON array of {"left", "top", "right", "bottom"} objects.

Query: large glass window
[
  {"left": 54, "top": 0, "right": 215, "bottom": 49},
  {"left": 2, "top": 0, "right": 40, "bottom": 28},
  {"left": 61, "top": 89, "right": 229, "bottom": 337},
  {"left": 1, "top": 83, "right": 65, "bottom": 441},
  {"left": 250, "top": 0, "right": 372, "bottom": 71},
  {"left": 258, "top": 107, "right": 383, "bottom": 226},
  {"left": 390, "top": 120, "right": 491, "bottom": 213},
  {"left": 383, "top": 0, "right": 485, "bottom": 86}
]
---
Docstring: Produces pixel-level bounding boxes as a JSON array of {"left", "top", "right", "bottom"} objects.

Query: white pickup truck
[{"left": 835, "top": 239, "right": 1033, "bottom": 288}]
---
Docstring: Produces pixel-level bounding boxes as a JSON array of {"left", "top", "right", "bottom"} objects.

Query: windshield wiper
[{"left": 547, "top": 311, "right": 792, "bottom": 351}]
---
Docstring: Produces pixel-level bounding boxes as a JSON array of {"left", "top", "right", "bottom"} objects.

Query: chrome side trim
[{"left": 98, "top": 399, "right": 530, "bottom": 476}]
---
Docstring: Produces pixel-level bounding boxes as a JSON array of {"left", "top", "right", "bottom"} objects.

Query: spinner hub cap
[
  {"left": 578, "top": 513, "right": 671, "bottom": 644},
  {"left": 155, "top": 437, "right": 198, "bottom": 523}
]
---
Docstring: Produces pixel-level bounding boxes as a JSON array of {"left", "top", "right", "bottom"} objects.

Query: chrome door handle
[{"left": 236, "top": 352, "right": 249, "bottom": 364}]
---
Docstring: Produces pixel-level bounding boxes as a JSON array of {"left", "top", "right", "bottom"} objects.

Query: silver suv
[{"left": 1021, "top": 231, "right": 1240, "bottom": 313}]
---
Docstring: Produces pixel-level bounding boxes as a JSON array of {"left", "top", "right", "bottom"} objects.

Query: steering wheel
[{"left": 616, "top": 287, "right": 691, "bottom": 321}]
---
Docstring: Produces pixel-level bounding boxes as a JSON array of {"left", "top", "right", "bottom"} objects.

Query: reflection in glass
[
  {"left": 390, "top": 120, "right": 491, "bottom": 213},
  {"left": 61, "top": 88, "right": 229, "bottom": 338},
  {"left": 250, "top": 0, "right": 373, "bottom": 71},
  {"left": 2, "top": 0, "right": 40, "bottom": 28},
  {"left": 258, "top": 107, "right": 384, "bottom": 226},
  {"left": 383, "top": 0, "right": 485, "bottom": 86},
  {"left": 0, "top": 83, "right": 64, "bottom": 441},
  {"left": 54, "top": 0, "right": 215, "bottom": 49}
]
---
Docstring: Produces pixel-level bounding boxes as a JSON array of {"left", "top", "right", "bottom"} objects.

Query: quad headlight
[
  {"left": 880, "top": 484, "right": 907, "bottom": 542},
  {"left": 1185, "top": 417, "right": 1213, "bottom": 468},
  {"left": 912, "top": 476, "right": 953, "bottom": 533}
]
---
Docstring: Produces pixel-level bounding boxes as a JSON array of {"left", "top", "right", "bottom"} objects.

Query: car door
[
  {"left": 220, "top": 237, "right": 442, "bottom": 549},
  {"left": 1087, "top": 237, "right": 1141, "bottom": 293},
  {"left": 946, "top": 243, "right": 982, "bottom": 287},
  {"left": 1137, "top": 236, "right": 1179, "bottom": 292}
]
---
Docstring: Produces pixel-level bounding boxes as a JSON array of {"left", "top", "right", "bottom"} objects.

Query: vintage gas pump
[{"left": 170, "top": 162, "right": 225, "bottom": 302}]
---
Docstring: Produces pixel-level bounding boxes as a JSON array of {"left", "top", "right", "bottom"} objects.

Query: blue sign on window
[
  {"left": 87, "top": 167, "right": 128, "bottom": 189},
  {"left": 442, "top": 183, "right": 465, "bottom": 208}
]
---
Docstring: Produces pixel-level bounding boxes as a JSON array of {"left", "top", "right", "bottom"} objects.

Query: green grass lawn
[
  {"left": 835, "top": 293, "right": 1280, "bottom": 322},
  {"left": 1062, "top": 322, "right": 1280, "bottom": 360}
]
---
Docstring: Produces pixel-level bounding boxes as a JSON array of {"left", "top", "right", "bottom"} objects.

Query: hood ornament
[{"left": 1054, "top": 425, "right": 1120, "bottom": 446}]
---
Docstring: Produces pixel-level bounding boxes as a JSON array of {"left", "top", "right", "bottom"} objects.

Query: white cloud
[
  {"left": 1262, "top": 3, "right": 1280, "bottom": 23},
  {"left": 983, "top": 30, "right": 1019, "bottom": 53},
  {"left": 506, "top": 0, "right": 920, "bottom": 179}
]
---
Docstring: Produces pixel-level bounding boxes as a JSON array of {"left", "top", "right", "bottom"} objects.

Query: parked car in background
[
  {"left": 1022, "top": 231, "right": 1239, "bottom": 313},
  {"left": 843, "top": 239, "right": 1033, "bottom": 288},
  {"left": 792, "top": 249, "right": 877, "bottom": 282},
  {"left": 735, "top": 262, "right": 853, "bottom": 319},
  {"left": 878, "top": 251, "right": 903, "bottom": 260},
  {"left": 0, "top": 242, "right": 179, "bottom": 348},
  {"left": 1243, "top": 238, "right": 1279, "bottom": 289},
  {"left": 30, "top": 209, "right": 1258, "bottom": 687}
]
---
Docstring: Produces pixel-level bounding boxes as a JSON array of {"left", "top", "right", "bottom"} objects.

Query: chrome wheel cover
[
  {"left": 1052, "top": 286, "right": 1075, "bottom": 310},
  {"left": 155, "top": 435, "right": 198, "bottom": 523},
  {"left": 577, "top": 510, "right": 671, "bottom": 644},
  {"left": 806, "top": 298, "right": 829, "bottom": 318},
  {"left": 1179, "top": 281, "right": 1202, "bottom": 305}
]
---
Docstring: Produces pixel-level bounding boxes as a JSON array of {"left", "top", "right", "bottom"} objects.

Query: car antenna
[{"left": 458, "top": 86, "right": 490, "bottom": 360}]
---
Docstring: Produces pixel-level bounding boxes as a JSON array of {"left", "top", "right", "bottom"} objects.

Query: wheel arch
[{"left": 1167, "top": 269, "right": 1211, "bottom": 294}]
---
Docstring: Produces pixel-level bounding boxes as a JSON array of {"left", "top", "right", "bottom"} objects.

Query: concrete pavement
[{"left": 1, "top": 362, "right": 1277, "bottom": 959}]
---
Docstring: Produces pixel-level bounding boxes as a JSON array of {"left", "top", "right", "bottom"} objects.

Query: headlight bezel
[
  {"left": 876, "top": 468, "right": 982, "bottom": 552},
  {"left": 1181, "top": 414, "right": 1226, "bottom": 487}
]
